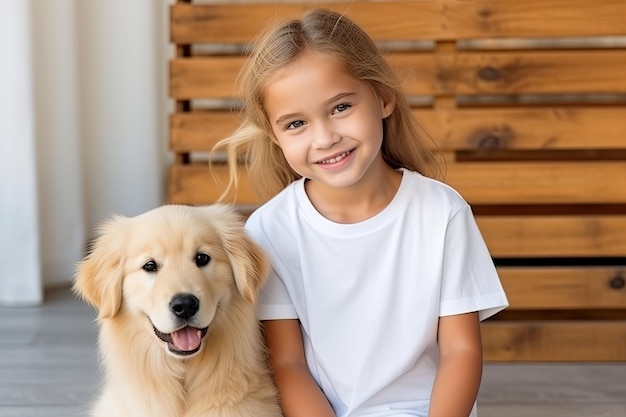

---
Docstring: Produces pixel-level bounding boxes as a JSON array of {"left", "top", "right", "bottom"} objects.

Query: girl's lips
[{"left": 317, "top": 149, "right": 353, "bottom": 165}]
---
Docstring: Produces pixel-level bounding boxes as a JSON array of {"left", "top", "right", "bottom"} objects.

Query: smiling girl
[{"left": 216, "top": 8, "right": 508, "bottom": 417}]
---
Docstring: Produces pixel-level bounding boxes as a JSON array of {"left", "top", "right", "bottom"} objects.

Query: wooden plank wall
[{"left": 168, "top": 0, "right": 626, "bottom": 361}]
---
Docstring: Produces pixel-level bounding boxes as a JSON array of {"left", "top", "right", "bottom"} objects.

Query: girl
[{"left": 216, "top": 8, "right": 508, "bottom": 417}]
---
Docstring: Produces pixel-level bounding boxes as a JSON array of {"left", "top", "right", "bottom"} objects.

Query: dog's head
[{"left": 73, "top": 204, "right": 270, "bottom": 357}]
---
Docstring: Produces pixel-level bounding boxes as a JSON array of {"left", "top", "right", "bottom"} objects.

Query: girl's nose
[{"left": 312, "top": 122, "right": 341, "bottom": 149}]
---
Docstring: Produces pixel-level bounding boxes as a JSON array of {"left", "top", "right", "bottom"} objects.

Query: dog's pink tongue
[{"left": 172, "top": 327, "right": 202, "bottom": 351}]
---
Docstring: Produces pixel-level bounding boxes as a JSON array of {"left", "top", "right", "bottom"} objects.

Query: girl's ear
[
  {"left": 269, "top": 131, "right": 281, "bottom": 146},
  {"left": 266, "top": 124, "right": 281, "bottom": 146},
  {"left": 380, "top": 90, "right": 396, "bottom": 119}
]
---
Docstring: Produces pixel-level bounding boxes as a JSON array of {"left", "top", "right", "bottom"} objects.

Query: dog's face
[{"left": 73, "top": 204, "right": 269, "bottom": 358}]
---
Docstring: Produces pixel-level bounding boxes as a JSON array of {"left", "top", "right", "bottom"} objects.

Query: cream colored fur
[{"left": 73, "top": 204, "right": 282, "bottom": 417}]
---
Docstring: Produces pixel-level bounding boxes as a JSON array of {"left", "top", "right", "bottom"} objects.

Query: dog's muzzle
[{"left": 150, "top": 294, "right": 209, "bottom": 356}]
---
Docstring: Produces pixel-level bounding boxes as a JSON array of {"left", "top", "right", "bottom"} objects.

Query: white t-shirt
[{"left": 247, "top": 169, "right": 509, "bottom": 417}]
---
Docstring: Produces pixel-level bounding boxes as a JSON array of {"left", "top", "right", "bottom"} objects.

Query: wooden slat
[
  {"left": 498, "top": 267, "right": 626, "bottom": 310},
  {"left": 477, "top": 215, "right": 626, "bottom": 258},
  {"left": 170, "top": 56, "right": 245, "bottom": 100},
  {"left": 170, "top": 50, "right": 626, "bottom": 99},
  {"left": 415, "top": 107, "right": 626, "bottom": 151},
  {"left": 455, "top": 50, "right": 626, "bottom": 95},
  {"left": 171, "top": 1, "right": 626, "bottom": 44},
  {"left": 451, "top": 0, "right": 626, "bottom": 39},
  {"left": 171, "top": 2, "right": 446, "bottom": 44},
  {"left": 482, "top": 321, "right": 626, "bottom": 361},
  {"left": 168, "top": 53, "right": 440, "bottom": 98},
  {"left": 168, "top": 163, "right": 260, "bottom": 206},
  {"left": 168, "top": 162, "right": 626, "bottom": 205},
  {"left": 444, "top": 160, "right": 626, "bottom": 204},
  {"left": 170, "top": 107, "right": 626, "bottom": 152},
  {"left": 170, "top": 111, "right": 240, "bottom": 152}
]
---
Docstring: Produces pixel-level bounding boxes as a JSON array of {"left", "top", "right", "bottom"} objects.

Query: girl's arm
[
  {"left": 428, "top": 312, "right": 483, "bottom": 417},
  {"left": 262, "top": 319, "right": 337, "bottom": 417}
]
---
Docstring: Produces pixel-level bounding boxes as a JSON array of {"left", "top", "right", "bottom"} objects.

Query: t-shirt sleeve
[
  {"left": 256, "top": 270, "right": 298, "bottom": 321},
  {"left": 439, "top": 204, "right": 509, "bottom": 321},
  {"left": 245, "top": 214, "right": 299, "bottom": 321}
]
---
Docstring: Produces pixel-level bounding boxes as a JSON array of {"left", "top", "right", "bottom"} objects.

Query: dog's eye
[
  {"left": 195, "top": 253, "right": 211, "bottom": 267},
  {"left": 142, "top": 260, "right": 158, "bottom": 273}
]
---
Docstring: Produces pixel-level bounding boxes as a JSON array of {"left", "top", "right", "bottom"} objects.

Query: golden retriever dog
[{"left": 73, "top": 204, "right": 282, "bottom": 417}]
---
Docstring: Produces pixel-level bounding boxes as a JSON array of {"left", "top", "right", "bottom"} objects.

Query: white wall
[
  {"left": 1, "top": 0, "right": 173, "bottom": 299},
  {"left": 32, "top": 0, "right": 86, "bottom": 290},
  {"left": 74, "top": 0, "right": 170, "bottom": 230},
  {"left": 0, "top": 0, "right": 42, "bottom": 304}
]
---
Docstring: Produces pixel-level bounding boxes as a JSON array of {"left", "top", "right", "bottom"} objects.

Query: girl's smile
[{"left": 316, "top": 148, "right": 354, "bottom": 166}]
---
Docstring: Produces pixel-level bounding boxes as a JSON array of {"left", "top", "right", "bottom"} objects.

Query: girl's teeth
[{"left": 321, "top": 151, "right": 349, "bottom": 164}]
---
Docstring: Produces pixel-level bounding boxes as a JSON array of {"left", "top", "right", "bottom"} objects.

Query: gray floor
[{"left": 1, "top": 288, "right": 625, "bottom": 417}]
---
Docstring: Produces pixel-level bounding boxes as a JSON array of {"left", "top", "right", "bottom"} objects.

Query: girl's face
[{"left": 263, "top": 50, "right": 394, "bottom": 191}]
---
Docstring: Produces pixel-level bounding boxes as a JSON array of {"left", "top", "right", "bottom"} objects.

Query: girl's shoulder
[
  {"left": 399, "top": 168, "right": 468, "bottom": 213},
  {"left": 245, "top": 179, "right": 302, "bottom": 232}
]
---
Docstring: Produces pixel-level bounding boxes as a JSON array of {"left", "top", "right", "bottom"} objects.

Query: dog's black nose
[{"left": 169, "top": 294, "right": 199, "bottom": 319}]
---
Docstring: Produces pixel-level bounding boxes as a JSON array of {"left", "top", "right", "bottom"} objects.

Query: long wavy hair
[{"left": 214, "top": 8, "right": 440, "bottom": 202}]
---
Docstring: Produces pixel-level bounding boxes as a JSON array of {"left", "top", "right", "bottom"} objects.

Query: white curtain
[{"left": 0, "top": 0, "right": 172, "bottom": 306}]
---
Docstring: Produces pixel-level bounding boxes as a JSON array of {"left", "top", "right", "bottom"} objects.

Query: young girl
[{"left": 216, "top": 8, "right": 508, "bottom": 417}]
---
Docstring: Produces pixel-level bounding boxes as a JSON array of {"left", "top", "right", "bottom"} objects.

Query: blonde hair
[{"left": 215, "top": 8, "right": 440, "bottom": 202}]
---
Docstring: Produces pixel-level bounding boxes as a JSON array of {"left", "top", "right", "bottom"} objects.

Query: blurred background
[{"left": 1, "top": 0, "right": 173, "bottom": 305}]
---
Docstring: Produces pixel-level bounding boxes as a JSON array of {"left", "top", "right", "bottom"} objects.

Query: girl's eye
[
  {"left": 143, "top": 260, "right": 158, "bottom": 273},
  {"left": 286, "top": 120, "right": 305, "bottom": 130},
  {"left": 332, "top": 103, "right": 351, "bottom": 114},
  {"left": 195, "top": 252, "right": 211, "bottom": 267}
]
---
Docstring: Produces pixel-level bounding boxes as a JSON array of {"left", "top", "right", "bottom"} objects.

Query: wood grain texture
[
  {"left": 499, "top": 267, "right": 626, "bottom": 310},
  {"left": 454, "top": 50, "right": 626, "bottom": 95},
  {"left": 168, "top": 163, "right": 259, "bottom": 205},
  {"left": 444, "top": 160, "right": 626, "bottom": 204},
  {"left": 171, "top": 1, "right": 626, "bottom": 43},
  {"left": 170, "top": 111, "right": 241, "bottom": 152},
  {"left": 169, "top": 50, "right": 626, "bottom": 98},
  {"left": 477, "top": 215, "right": 626, "bottom": 257},
  {"left": 416, "top": 107, "right": 626, "bottom": 151},
  {"left": 482, "top": 321, "right": 626, "bottom": 361}
]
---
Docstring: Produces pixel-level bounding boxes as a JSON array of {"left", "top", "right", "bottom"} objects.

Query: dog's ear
[
  {"left": 73, "top": 215, "right": 127, "bottom": 319},
  {"left": 220, "top": 219, "right": 271, "bottom": 304}
]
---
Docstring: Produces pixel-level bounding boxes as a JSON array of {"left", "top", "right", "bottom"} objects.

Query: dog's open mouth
[{"left": 151, "top": 323, "right": 209, "bottom": 356}]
